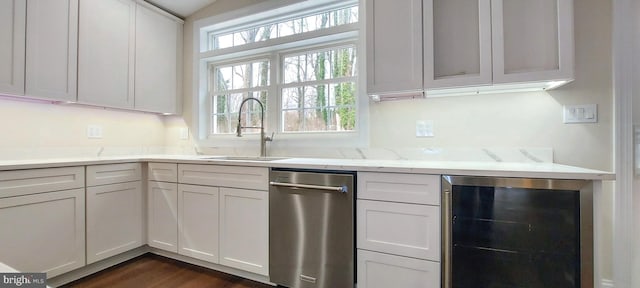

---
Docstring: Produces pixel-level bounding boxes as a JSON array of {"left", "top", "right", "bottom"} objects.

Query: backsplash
[
  {"left": 0, "top": 146, "right": 168, "bottom": 160},
  {"left": 194, "top": 146, "right": 554, "bottom": 163}
]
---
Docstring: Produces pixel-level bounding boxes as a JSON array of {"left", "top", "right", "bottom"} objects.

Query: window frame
[{"left": 193, "top": 0, "right": 368, "bottom": 149}]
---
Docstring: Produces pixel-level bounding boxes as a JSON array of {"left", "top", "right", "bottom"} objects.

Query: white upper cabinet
[
  {"left": 424, "top": 0, "right": 492, "bottom": 89},
  {"left": 78, "top": 0, "right": 136, "bottom": 109},
  {"left": 0, "top": 0, "right": 26, "bottom": 96},
  {"left": 25, "top": 0, "right": 78, "bottom": 101},
  {"left": 491, "top": 0, "right": 574, "bottom": 84},
  {"left": 135, "top": 3, "right": 182, "bottom": 114},
  {"left": 366, "top": 0, "right": 423, "bottom": 96},
  {"left": 369, "top": 0, "right": 574, "bottom": 96},
  {"left": 78, "top": 0, "right": 182, "bottom": 113}
]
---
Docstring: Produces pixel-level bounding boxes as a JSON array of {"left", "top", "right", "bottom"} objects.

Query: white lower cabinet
[
  {"left": 357, "top": 172, "right": 442, "bottom": 288},
  {"left": 148, "top": 181, "right": 178, "bottom": 253},
  {"left": 86, "top": 181, "right": 143, "bottom": 264},
  {"left": 178, "top": 184, "right": 219, "bottom": 263},
  {"left": 219, "top": 187, "right": 269, "bottom": 276},
  {"left": 357, "top": 250, "right": 440, "bottom": 288},
  {"left": 357, "top": 200, "right": 440, "bottom": 261},
  {"left": 0, "top": 188, "right": 85, "bottom": 277}
]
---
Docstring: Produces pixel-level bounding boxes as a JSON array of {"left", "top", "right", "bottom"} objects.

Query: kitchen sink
[{"left": 199, "top": 156, "right": 290, "bottom": 162}]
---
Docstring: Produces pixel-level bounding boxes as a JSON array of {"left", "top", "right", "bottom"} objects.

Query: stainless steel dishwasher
[{"left": 269, "top": 169, "right": 355, "bottom": 288}]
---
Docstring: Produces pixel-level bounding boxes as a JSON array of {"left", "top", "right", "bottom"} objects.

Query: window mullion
[{"left": 270, "top": 52, "right": 280, "bottom": 134}]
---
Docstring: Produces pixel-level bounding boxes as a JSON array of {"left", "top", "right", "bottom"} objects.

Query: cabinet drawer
[
  {"left": 0, "top": 166, "right": 84, "bottom": 198},
  {"left": 357, "top": 249, "right": 440, "bottom": 288},
  {"left": 357, "top": 172, "right": 440, "bottom": 205},
  {"left": 178, "top": 164, "right": 268, "bottom": 191},
  {"left": 357, "top": 200, "right": 440, "bottom": 261},
  {"left": 87, "top": 163, "right": 141, "bottom": 186},
  {"left": 148, "top": 162, "right": 178, "bottom": 183}
]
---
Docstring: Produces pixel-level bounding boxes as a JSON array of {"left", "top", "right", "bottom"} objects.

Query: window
[
  {"left": 208, "top": 5, "right": 359, "bottom": 51},
  {"left": 281, "top": 46, "right": 357, "bottom": 132},
  {"left": 211, "top": 59, "right": 270, "bottom": 134},
  {"left": 197, "top": 0, "right": 362, "bottom": 142}
]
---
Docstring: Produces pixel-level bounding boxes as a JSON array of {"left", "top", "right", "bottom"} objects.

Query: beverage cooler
[{"left": 441, "top": 176, "right": 593, "bottom": 288}]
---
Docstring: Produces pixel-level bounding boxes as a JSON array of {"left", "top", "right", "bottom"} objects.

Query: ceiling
[{"left": 146, "top": 0, "right": 217, "bottom": 18}]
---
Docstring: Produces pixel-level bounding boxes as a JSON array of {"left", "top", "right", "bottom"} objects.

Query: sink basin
[{"left": 200, "top": 156, "right": 289, "bottom": 162}]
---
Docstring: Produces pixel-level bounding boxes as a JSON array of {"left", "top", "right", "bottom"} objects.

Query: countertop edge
[{"left": 0, "top": 155, "right": 616, "bottom": 181}]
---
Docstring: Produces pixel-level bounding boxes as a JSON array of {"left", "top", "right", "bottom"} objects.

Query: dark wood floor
[{"left": 62, "top": 254, "right": 274, "bottom": 288}]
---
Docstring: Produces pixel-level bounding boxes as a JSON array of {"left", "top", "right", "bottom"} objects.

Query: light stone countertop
[{"left": 0, "top": 155, "right": 614, "bottom": 180}]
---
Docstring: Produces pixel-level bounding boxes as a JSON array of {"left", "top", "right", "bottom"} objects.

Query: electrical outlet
[
  {"left": 563, "top": 104, "right": 598, "bottom": 123},
  {"left": 87, "top": 125, "right": 103, "bottom": 139},
  {"left": 416, "top": 120, "right": 434, "bottom": 137}
]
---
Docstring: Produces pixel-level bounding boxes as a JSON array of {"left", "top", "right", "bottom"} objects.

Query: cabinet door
[
  {"left": 424, "top": 0, "right": 492, "bottom": 89},
  {"left": 78, "top": 0, "right": 135, "bottom": 109},
  {"left": 357, "top": 200, "right": 440, "bottom": 261},
  {"left": 25, "top": 0, "right": 78, "bottom": 101},
  {"left": 0, "top": 188, "right": 85, "bottom": 277},
  {"left": 357, "top": 250, "right": 440, "bottom": 288},
  {"left": 366, "top": 0, "right": 423, "bottom": 95},
  {"left": 178, "top": 184, "right": 219, "bottom": 263},
  {"left": 491, "top": 0, "right": 573, "bottom": 83},
  {"left": 219, "top": 188, "right": 268, "bottom": 275},
  {"left": 148, "top": 181, "right": 178, "bottom": 253},
  {"left": 135, "top": 3, "right": 182, "bottom": 114},
  {"left": 0, "top": 0, "right": 25, "bottom": 96},
  {"left": 87, "top": 181, "right": 143, "bottom": 264}
]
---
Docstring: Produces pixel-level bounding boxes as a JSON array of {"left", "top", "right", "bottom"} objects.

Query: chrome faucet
[{"left": 236, "top": 97, "right": 273, "bottom": 157}]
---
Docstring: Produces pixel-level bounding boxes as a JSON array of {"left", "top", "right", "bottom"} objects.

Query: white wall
[{"left": 0, "top": 96, "right": 169, "bottom": 159}]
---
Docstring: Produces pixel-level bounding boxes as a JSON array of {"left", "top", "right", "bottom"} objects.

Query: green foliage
[{"left": 333, "top": 48, "right": 356, "bottom": 130}]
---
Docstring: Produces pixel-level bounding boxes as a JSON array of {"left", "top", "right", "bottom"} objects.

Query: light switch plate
[
  {"left": 416, "top": 120, "right": 434, "bottom": 137},
  {"left": 179, "top": 128, "right": 189, "bottom": 140},
  {"left": 87, "top": 125, "right": 103, "bottom": 139},
  {"left": 563, "top": 104, "right": 598, "bottom": 123}
]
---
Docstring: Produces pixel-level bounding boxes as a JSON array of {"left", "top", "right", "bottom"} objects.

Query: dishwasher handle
[{"left": 269, "top": 181, "right": 348, "bottom": 193}]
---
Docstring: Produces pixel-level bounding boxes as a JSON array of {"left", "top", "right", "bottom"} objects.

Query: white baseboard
[{"left": 602, "top": 279, "right": 614, "bottom": 288}]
